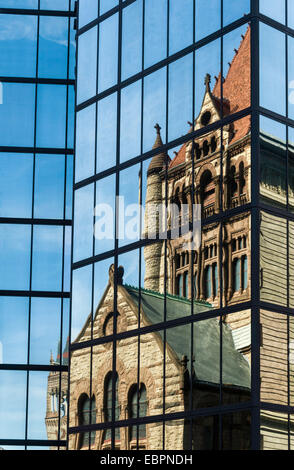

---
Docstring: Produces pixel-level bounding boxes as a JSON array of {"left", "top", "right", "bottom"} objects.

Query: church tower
[{"left": 143, "top": 124, "right": 167, "bottom": 291}]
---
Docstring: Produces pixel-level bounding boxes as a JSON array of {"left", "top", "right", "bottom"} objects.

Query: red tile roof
[{"left": 170, "top": 25, "right": 251, "bottom": 169}]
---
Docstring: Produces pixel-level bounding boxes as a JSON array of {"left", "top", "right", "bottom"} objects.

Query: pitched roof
[
  {"left": 125, "top": 285, "right": 251, "bottom": 390},
  {"left": 170, "top": 25, "right": 251, "bottom": 169}
]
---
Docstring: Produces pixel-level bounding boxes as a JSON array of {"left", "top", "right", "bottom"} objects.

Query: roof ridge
[{"left": 124, "top": 284, "right": 212, "bottom": 306}]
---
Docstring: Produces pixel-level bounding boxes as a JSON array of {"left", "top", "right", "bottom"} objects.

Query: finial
[
  {"left": 228, "top": 62, "right": 231, "bottom": 67},
  {"left": 214, "top": 75, "right": 218, "bottom": 82},
  {"left": 234, "top": 48, "right": 238, "bottom": 54},
  {"left": 205, "top": 73, "right": 211, "bottom": 91},
  {"left": 241, "top": 34, "right": 245, "bottom": 39},
  {"left": 173, "top": 151, "right": 178, "bottom": 157},
  {"left": 187, "top": 121, "right": 193, "bottom": 127},
  {"left": 154, "top": 123, "right": 161, "bottom": 135},
  {"left": 181, "top": 355, "right": 188, "bottom": 370},
  {"left": 109, "top": 264, "right": 124, "bottom": 285}
]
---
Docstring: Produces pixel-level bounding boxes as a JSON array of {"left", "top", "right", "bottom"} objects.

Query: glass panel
[
  {"left": 32, "top": 225, "right": 63, "bottom": 291},
  {"left": 96, "top": 92, "right": 117, "bottom": 173},
  {"left": 169, "top": 0, "right": 193, "bottom": 55},
  {"left": 260, "top": 0, "right": 286, "bottom": 24},
  {"left": 260, "top": 410, "right": 289, "bottom": 450},
  {"left": 67, "top": 85, "right": 75, "bottom": 148},
  {"left": 77, "top": 26, "right": 97, "bottom": 104},
  {"left": 0, "top": 0, "right": 38, "bottom": 7},
  {"left": 0, "top": 153, "right": 33, "bottom": 218},
  {"left": 143, "top": 67, "right": 166, "bottom": 153},
  {"left": 0, "top": 14, "right": 37, "bottom": 78},
  {"left": 78, "top": 0, "right": 98, "bottom": 29},
  {"left": 260, "top": 310, "right": 288, "bottom": 406},
  {"left": 69, "top": 18, "right": 76, "bottom": 80},
  {"left": 0, "top": 224, "right": 31, "bottom": 290},
  {"left": 100, "top": 0, "right": 118, "bottom": 16},
  {"left": 68, "top": 346, "right": 91, "bottom": 449},
  {"left": 0, "top": 297, "right": 28, "bottom": 364},
  {"left": 260, "top": 213, "right": 287, "bottom": 306},
  {"left": 195, "top": 39, "right": 220, "bottom": 122},
  {"left": 222, "top": 312, "right": 251, "bottom": 405},
  {"left": 260, "top": 23, "right": 286, "bottom": 116},
  {"left": 144, "top": 0, "right": 167, "bottom": 69},
  {"left": 192, "top": 415, "right": 219, "bottom": 450},
  {"left": 73, "top": 184, "right": 94, "bottom": 262},
  {"left": 0, "top": 371, "right": 26, "bottom": 440},
  {"left": 98, "top": 15, "right": 118, "bottom": 93},
  {"left": 30, "top": 298, "right": 61, "bottom": 365},
  {"left": 120, "top": 80, "right": 142, "bottom": 163},
  {"left": 36, "top": 84, "right": 67, "bottom": 148},
  {"left": 93, "top": 257, "right": 114, "bottom": 311},
  {"left": 34, "top": 154, "right": 65, "bottom": 219},
  {"left": 41, "top": 0, "right": 69, "bottom": 9},
  {"left": 63, "top": 226, "right": 71, "bottom": 292},
  {"left": 195, "top": 0, "right": 221, "bottom": 41},
  {"left": 288, "top": 0, "right": 294, "bottom": 29},
  {"left": 223, "top": 24, "right": 250, "bottom": 117},
  {"left": 223, "top": 0, "right": 250, "bottom": 26},
  {"left": 288, "top": 36, "right": 294, "bottom": 120},
  {"left": 38, "top": 16, "right": 68, "bottom": 79},
  {"left": 118, "top": 164, "right": 140, "bottom": 248},
  {"left": 66, "top": 155, "right": 73, "bottom": 219},
  {"left": 75, "top": 103, "right": 96, "bottom": 182},
  {"left": 222, "top": 411, "right": 251, "bottom": 450},
  {"left": 121, "top": 0, "right": 143, "bottom": 80},
  {"left": 260, "top": 116, "right": 286, "bottom": 208},
  {"left": 168, "top": 54, "right": 193, "bottom": 142},
  {"left": 71, "top": 266, "right": 92, "bottom": 340},
  {"left": 28, "top": 371, "right": 62, "bottom": 440},
  {"left": 0, "top": 83, "right": 35, "bottom": 147},
  {"left": 94, "top": 175, "right": 116, "bottom": 255}
]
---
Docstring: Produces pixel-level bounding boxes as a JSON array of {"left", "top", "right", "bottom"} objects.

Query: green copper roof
[{"left": 125, "top": 286, "right": 250, "bottom": 391}]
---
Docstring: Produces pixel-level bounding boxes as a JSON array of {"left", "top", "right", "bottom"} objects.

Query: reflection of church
[
  {"left": 45, "top": 26, "right": 292, "bottom": 450},
  {"left": 46, "top": 26, "right": 252, "bottom": 451}
]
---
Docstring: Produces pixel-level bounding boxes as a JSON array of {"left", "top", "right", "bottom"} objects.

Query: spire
[
  {"left": 50, "top": 350, "right": 54, "bottom": 365},
  {"left": 148, "top": 123, "right": 168, "bottom": 175}
]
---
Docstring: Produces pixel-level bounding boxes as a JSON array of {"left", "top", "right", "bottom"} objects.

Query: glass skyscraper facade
[
  {"left": 0, "top": 1, "right": 75, "bottom": 450},
  {"left": 2, "top": 0, "right": 294, "bottom": 452}
]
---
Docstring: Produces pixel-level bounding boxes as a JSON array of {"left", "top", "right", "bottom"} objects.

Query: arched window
[
  {"left": 204, "top": 266, "right": 212, "bottom": 299},
  {"left": 211, "top": 136, "right": 217, "bottom": 153},
  {"left": 102, "top": 372, "right": 119, "bottom": 446},
  {"left": 184, "top": 271, "right": 189, "bottom": 298},
  {"left": 177, "top": 274, "right": 183, "bottom": 297},
  {"left": 128, "top": 383, "right": 147, "bottom": 447},
  {"left": 203, "top": 140, "right": 209, "bottom": 157},
  {"left": 239, "top": 162, "right": 245, "bottom": 194},
  {"left": 212, "top": 263, "right": 218, "bottom": 297},
  {"left": 195, "top": 143, "right": 201, "bottom": 160},
  {"left": 242, "top": 256, "right": 248, "bottom": 290},
  {"left": 193, "top": 272, "right": 198, "bottom": 298},
  {"left": 204, "top": 246, "right": 209, "bottom": 260},
  {"left": 233, "top": 258, "right": 241, "bottom": 292},
  {"left": 201, "top": 171, "right": 216, "bottom": 212},
  {"left": 78, "top": 394, "right": 96, "bottom": 449}
]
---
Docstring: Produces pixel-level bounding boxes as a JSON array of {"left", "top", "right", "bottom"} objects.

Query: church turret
[{"left": 144, "top": 124, "right": 167, "bottom": 292}]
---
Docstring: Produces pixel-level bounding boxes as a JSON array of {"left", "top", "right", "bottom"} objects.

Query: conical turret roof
[{"left": 148, "top": 124, "right": 168, "bottom": 174}]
